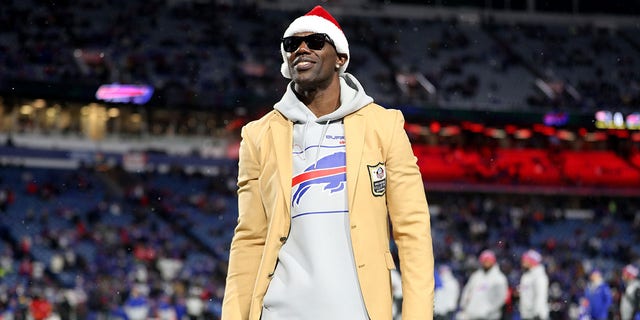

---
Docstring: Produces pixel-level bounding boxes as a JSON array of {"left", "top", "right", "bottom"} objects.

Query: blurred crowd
[
  {"left": 0, "top": 165, "right": 236, "bottom": 319},
  {"left": 424, "top": 191, "right": 640, "bottom": 320},
  {"left": 0, "top": 163, "right": 638, "bottom": 319}
]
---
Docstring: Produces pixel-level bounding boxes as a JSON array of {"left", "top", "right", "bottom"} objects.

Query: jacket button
[{"left": 279, "top": 236, "right": 287, "bottom": 243}]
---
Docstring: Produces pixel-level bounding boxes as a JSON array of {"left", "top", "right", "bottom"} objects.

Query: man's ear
[{"left": 336, "top": 53, "right": 348, "bottom": 67}]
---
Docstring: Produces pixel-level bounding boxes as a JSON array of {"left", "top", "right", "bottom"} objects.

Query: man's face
[
  {"left": 481, "top": 260, "right": 494, "bottom": 270},
  {"left": 285, "top": 32, "right": 346, "bottom": 89}
]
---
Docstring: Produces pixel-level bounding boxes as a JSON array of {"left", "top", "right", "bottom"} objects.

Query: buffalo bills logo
[{"left": 291, "top": 152, "right": 346, "bottom": 205}]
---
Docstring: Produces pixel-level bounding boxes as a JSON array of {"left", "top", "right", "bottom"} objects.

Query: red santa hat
[
  {"left": 280, "top": 5, "right": 350, "bottom": 79},
  {"left": 521, "top": 249, "right": 542, "bottom": 266},
  {"left": 623, "top": 264, "right": 639, "bottom": 278}
]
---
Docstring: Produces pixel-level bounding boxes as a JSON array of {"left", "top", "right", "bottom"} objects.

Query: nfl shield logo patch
[{"left": 367, "top": 163, "right": 386, "bottom": 197}]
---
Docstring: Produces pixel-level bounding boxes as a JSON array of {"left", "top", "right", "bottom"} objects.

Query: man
[
  {"left": 583, "top": 269, "right": 613, "bottom": 320},
  {"left": 459, "top": 250, "right": 509, "bottom": 320},
  {"left": 518, "top": 249, "right": 549, "bottom": 320},
  {"left": 434, "top": 264, "right": 460, "bottom": 320},
  {"left": 221, "top": 5, "right": 434, "bottom": 320},
  {"left": 620, "top": 264, "right": 640, "bottom": 320},
  {"left": 122, "top": 286, "right": 150, "bottom": 320}
]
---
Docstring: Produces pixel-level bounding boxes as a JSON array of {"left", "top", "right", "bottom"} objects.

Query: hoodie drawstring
[
  {"left": 313, "top": 120, "right": 331, "bottom": 169},
  {"left": 299, "top": 119, "right": 310, "bottom": 161}
]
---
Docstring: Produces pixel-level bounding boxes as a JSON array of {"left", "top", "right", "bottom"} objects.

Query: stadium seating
[
  {"left": 2, "top": 1, "right": 639, "bottom": 112},
  {"left": 414, "top": 144, "right": 640, "bottom": 188}
]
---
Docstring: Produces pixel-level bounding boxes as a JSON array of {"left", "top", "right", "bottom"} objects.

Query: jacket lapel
[
  {"left": 270, "top": 114, "right": 293, "bottom": 211},
  {"left": 344, "top": 111, "right": 365, "bottom": 211}
]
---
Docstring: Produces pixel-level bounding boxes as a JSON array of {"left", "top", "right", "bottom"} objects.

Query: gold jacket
[{"left": 222, "top": 103, "right": 434, "bottom": 320}]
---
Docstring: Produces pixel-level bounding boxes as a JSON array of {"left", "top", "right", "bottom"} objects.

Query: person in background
[
  {"left": 221, "top": 5, "right": 434, "bottom": 320},
  {"left": 434, "top": 264, "right": 460, "bottom": 320},
  {"left": 186, "top": 287, "right": 205, "bottom": 320},
  {"left": 620, "top": 264, "right": 640, "bottom": 320},
  {"left": 123, "top": 286, "right": 150, "bottom": 320},
  {"left": 156, "top": 294, "right": 178, "bottom": 320},
  {"left": 458, "top": 250, "right": 509, "bottom": 320},
  {"left": 391, "top": 268, "right": 403, "bottom": 320},
  {"left": 29, "top": 292, "right": 52, "bottom": 320},
  {"left": 518, "top": 249, "right": 549, "bottom": 320},
  {"left": 583, "top": 269, "right": 613, "bottom": 320}
]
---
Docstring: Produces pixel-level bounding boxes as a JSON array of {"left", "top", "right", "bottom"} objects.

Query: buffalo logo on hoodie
[{"left": 292, "top": 151, "right": 346, "bottom": 205}]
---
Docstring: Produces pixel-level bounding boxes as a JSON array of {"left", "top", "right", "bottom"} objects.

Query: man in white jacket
[
  {"left": 459, "top": 250, "right": 508, "bottom": 320},
  {"left": 620, "top": 264, "right": 640, "bottom": 320},
  {"left": 518, "top": 249, "right": 549, "bottom": 320}
]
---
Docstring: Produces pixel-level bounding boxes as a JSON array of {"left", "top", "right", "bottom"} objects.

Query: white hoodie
[
  {"left": 434, "top": 266, "right": 460, "bottom": 316},
  {"left": 519, "top": 264, "right": 550, "bottom": 320},
  {"left": 261, "top": 73, "right": 373, "bottom": 320},
  {"left": 459, "top": 264, "right": 509, "bottom": 320},
  {"left": 621, "top": 278, "right": 640, "bottom": 320}
]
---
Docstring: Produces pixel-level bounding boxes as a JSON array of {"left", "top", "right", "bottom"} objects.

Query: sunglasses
[{"left": 281, "top": 33, "right": 335, "bottom": 52}]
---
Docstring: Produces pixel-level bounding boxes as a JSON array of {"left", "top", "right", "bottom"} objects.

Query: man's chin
[{"left": 292, "top": 74, "right": 317, "bottom": 86}]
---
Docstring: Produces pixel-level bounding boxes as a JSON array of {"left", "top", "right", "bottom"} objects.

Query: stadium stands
[{"left": 2, "top": 1, "right": 639, "bottom": 112}]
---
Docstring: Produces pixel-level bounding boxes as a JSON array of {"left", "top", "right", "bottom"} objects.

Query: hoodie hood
[{"left": 274, "top": 73, "right": 373, "bottom": 124}]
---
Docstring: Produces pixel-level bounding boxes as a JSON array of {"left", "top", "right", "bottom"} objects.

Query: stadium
[{"left": 0, "top": 0, "right": 639, "bottom": 319}]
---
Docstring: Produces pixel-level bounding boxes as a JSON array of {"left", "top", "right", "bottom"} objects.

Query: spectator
[
  {"left": 29, "top": 292, "right": 52, "bottom": 320},
  {"left": 434, "top": 264, "right": 460, "bottom": 320},
  {"left": 185, "top": 287, "right": 205, "bottom": 320},
  {"left": 620, "top": 264, "right": 640, "bottom": 320},
  {"left": 123, "top": 286, "right": 150, "bottom": 320},
  {"left": 391, "top": 268, "right": 403, "bottom": 320},
  {"left": 583, "top": 269, "right": 613, "bottom": 320},
  {"left": 157, "top": 255, "right": 183, "bottom": 281},
  {"left": 518, "top": 249, "right": 550, "bottom": 320},
  {"left": 157, "top": 294, "right": 179, "bottom": 320},
  {"left": 459, "top": 249, "right": 509, "bottom": 320}
]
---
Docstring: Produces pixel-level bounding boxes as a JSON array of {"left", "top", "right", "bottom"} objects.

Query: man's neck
[{"left": 295, "top": 76, "right": 342, "bottom": 118}]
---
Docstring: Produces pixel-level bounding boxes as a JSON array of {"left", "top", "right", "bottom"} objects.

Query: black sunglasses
[{"left": 281, "top": 33, "right": 335, "bottom": 52}]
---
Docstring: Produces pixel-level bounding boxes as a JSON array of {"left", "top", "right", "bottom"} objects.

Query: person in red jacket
[{"left": 29, "top": 293, "right": 52, "bottom": 320}]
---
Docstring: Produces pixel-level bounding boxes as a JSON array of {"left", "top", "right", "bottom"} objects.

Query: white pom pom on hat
[{"left": 280, "top": 5, "right": 349, "bottom": 79}]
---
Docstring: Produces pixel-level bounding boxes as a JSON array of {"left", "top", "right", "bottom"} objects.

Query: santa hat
[
  {"left": 521, "top": 249, "right": 542, "bottom": 266},
  {"left": 280, "top": 5, "right": 349, "bottom": 79},
  {"left": 623, "top": 264, "right": 639, "bottom": 278},
  {"left": 478, "top": 250, "right": 496, "bottom": 264}
]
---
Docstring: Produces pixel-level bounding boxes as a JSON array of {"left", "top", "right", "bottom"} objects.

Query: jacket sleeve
[
  {"left": 222, "top": 125, "right": 268, "bottom": 320},
  {"left": 384, "top": 109, "right": 435, "bottom": 319}
]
